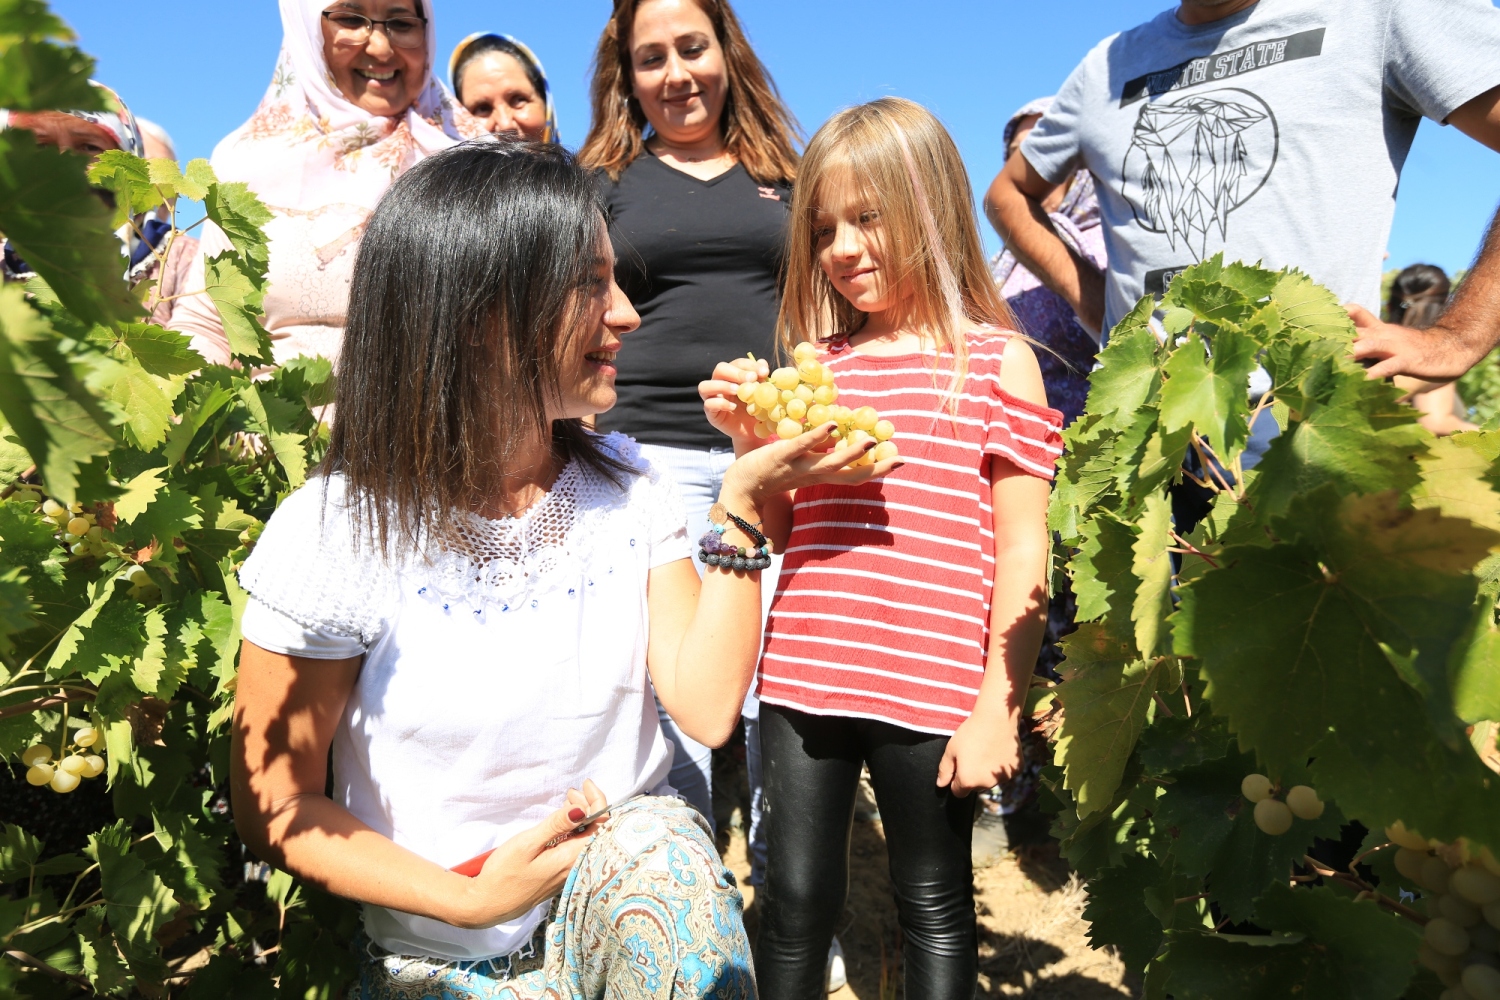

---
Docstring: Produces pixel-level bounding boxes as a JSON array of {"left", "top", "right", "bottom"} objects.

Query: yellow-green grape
[
  {"left": 87, "top": 526, "right": 102, "bottom": 540},
  {"left": 1442, "top": 892, "right": 1483, "bottom": 927},
  {"left": 49, "top": 768, "right": 80, "bottom": 793},
  {"left": 1453, "top": 866, "right": 1500, "bottom": 906},
  {"left": 59, "top": 754, "right": 88, "bottom": 775},
  {"left": 1420, "top": 941, "right": 1464, "bottom": 981},
  {"left": 126, "top": 565, "right": 150, "bottom": 586},
  {"left": 746, "top": 402, "right": 760, "bottom": 417},
  {"left": 736, "top": 380, "right": 758, "bottom": 403},
  {"left": 786, "top": 399, "right": 808, "bottom": 421},
  {"left": 793, "top": 341, "right": 818, "bottom": 363},
  {"left": 1286, "top": 785, "right": 1324, "bottom": 820},
  {"left": 1424, "top": 856, "right": 1456, "bottom": 894},
  {"left": 770, "top": 367, "right": 800, "bottom": 391},
  {"left": 41, "top": 499, "right": 64, "bottom": 517},
  {"left": 81, "top": 754, "right": 105, "bottom": 778},
  {"left": 753, "top": 383, "right": 781, "bottom": 409},
  {"left": 813, "top": 384, "right": 837, "bottom": 406},
  {"left": 852, "top": 406, "right": 879, "bottom": 432},
  {"left": 806, "top": 403, "right": 831, "bottom": 427},
  {"left": 874, "top": 420, "right": 895, "bottom": 442},
  {"left": 1240, "top": 773, "right": 1273, "bottom": 803},
  {"left": 872, "top": 441, "right": 899, "bottom": 463},
  {"left": 1253, "top": 798, "right": 1293, "bottom": 836},
  {"left": 793, "top": 384, "right": 815, "bottom": 405},
  {"left": 819, "top": 365, "right": 836, "bottom": 386},
  {"left": 70, "top": 542, "right": 88, "bottom": 556},
  {"left": 779, "top": 389, "right": 794, "bottom": 404},
  {"left": 776, "top": 418, "right": 804, "bottom": 440},
  {"left": 1389, "top": 821, "right": 1432, "bottom": 851},
  {"left": 753, "top": 422, "right": 771, "bottom": 439},
  {"left": 26, "top": 763, "right": 54, "bottom": 786},
  {"left": 1395, "top": 847, "right": 1430, "bottom": 882},
  {"left": 833, "top": 405, "right": 853, "bottom": 423},
  {"left": 769, "top": 404, "right": 786, "bottom": 423},
  {"left": 66, "top": 516, "right": 90, "bottom": 536},
  {"left": 21, "top": 744, "right": 52, "bottom": 767},
  {"left": 1427, "top": 917, "right": 1472, "bottom": 957},
  {"left": 797, "top": 358, "right": 822, "bottom": 383},
  {"left": 1464, "top": 965, "right": 1500, "bottom": 1000},
  {"left": 62, "top": 532, "right": 79, "bottom": 544}
]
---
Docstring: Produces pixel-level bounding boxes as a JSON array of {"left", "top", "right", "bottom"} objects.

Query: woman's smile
[{"left": 585, "top": 347, "right": 620, "bottom": 374}]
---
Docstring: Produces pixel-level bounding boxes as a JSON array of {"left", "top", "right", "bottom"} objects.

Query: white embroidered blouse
[{"left": 237, "top": 435, "right": 689, "bottom": 961}]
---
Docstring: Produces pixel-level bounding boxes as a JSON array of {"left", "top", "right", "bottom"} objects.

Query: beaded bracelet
[{"left": 698, "top": 503, "right": 772, "bottom": 572}]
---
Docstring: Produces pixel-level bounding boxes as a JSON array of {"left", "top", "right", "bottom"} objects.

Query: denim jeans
[{"left": 638, "top": 442, "right": 779, "bottom": 862}]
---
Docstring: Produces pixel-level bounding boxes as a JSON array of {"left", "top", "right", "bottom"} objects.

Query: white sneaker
[{"left": 825, "top": 935, "right": 847, "bottom": 993}]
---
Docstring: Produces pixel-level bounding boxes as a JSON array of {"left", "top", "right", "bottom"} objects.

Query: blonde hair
[
  {"left": 578, "top": 0, "right": 801, "bottom": 185},
  {"left": 778, "top": 98, "right": 1018, "bottom": 397}
]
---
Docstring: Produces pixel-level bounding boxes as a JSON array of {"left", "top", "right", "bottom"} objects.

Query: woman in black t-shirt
[{"left": 579, "top": 0, "right": 798, "bottom": 879}]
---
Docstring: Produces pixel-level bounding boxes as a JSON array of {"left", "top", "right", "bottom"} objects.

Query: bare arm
[
  {"left": 645, "top": 428, "right": 898, "bottom": 747},
  {"left": 231, "top": 642, "right": 601, "bottom": 929},
  {"left": 984, "top": 153, "right": 1107, "bottom": 339},
  {"left": 1353, "top": 85, "right": 1500, "bottom": 380},
  {"left": 937, "top": 338, "right": 1053, "bottom": 796}
]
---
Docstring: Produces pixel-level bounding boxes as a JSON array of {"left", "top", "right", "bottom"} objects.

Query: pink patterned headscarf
[{"left": 209, "top": 0, "right": 486, "bottom": 217}]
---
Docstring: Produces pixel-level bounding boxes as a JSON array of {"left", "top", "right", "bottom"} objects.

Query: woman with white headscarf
[{"left": 168, "top": 0, "right": 485, "bottom": 367}]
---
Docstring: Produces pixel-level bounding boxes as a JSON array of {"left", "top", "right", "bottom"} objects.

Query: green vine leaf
[{"left": 1159, "top": 329, "right": 1258, "bottom": 461}]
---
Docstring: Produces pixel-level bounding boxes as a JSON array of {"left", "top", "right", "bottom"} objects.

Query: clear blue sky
[{"left": 54, "top": 0, "right": 1500, "bottom": 273}]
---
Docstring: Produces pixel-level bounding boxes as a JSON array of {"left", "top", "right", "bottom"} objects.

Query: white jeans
[{"left": 638, "top": 442, "right": 777, "bottom": 872}]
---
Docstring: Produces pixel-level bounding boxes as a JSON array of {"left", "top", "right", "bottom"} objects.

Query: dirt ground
[{"left": 714, "top": 757, "right": 1137, "bottom": 999}]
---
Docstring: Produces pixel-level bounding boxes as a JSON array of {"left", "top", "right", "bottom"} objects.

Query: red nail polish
[{"left": 568, "top": 807, "right": 585, "bottom": 822}]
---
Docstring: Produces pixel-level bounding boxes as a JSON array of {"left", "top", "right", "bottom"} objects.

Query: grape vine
[
  {"left": 1044, "top": 256, "right": 1500, "bottom": 997},
  {"left": 0, "top": 2, "right": 355, "bottom": 995}
]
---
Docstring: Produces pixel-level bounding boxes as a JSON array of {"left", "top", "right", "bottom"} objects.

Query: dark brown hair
[
  {"left": 326, "top": 140, "right": 630, "bottom": 556},
  {"left": 1387, "top": 263, "right": 1451, "bottom": 331},
  {"left": 577, "top": 0, "right": 800, "bottom": 184}
]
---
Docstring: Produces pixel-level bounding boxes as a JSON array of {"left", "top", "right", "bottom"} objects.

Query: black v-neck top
[{"left": 596, "top": 153, "right": 792, "bottom": 451}]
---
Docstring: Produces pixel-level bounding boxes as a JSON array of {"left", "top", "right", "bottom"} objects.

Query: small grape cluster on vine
[{"left": 21, "top": 726, "right": 105, "bottom": 793}]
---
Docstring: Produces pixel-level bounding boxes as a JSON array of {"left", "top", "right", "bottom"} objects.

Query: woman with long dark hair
[
  {"left": 1388, "top": 264, "right": 1478, "bottom": 435},
  {"left": 578, "top": 0, "right": 800, "bottom": 873},
  {"left": 230, "top": 140, "right": 883, "bottom": 998}
]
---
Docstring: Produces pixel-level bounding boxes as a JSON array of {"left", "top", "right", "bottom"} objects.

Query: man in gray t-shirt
[{"left": 987, "top": 0, "right": 1500, "bottom": 342}]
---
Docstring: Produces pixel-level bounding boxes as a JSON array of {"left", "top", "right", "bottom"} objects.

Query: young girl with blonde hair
[{"left": 701, "top": 97, "right": 1064, "bottom": 998}]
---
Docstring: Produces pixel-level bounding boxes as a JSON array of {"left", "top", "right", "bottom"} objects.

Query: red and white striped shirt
[{"left": 758, "top": 330, "right": 1065, "bottom": 735}]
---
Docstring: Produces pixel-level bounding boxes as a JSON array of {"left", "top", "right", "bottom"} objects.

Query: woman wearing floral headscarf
[
  {"left": 450, "top": 33, "right": 558, "bottom": 142},
  {"left": 168, "top": 0, "right": 485, "bottom": 367}
]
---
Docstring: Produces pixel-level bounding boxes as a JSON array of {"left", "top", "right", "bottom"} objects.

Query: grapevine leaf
[
  {"left": 0, "top": 135, "right": 141, "bottom": 327},
  {"left": 1151, "top": 752, "right": 1245, "bottom": 879},
  {"left": 73, "top": 905, "right": 133, "bottom": 996},
  {"left": 1451, "top": 600, "right": 1500, "bottom": 724},
  {"left": 183, "top": 952, "right": 276, "bottom": 1000},
  {"left": 49, "top": 584, "right": 142, "bottom": 682},
  {"left": 1083, "top": 854, "right": 1171, "bottom": 971},
  {"left": 1055, "top": 621, "right": 1171, "bottom": 816},
  {"left": 1158, "top": 329, "right": 1258, "bottom": 460},
  {"left": 0, "top": 823, "right": 42, "bottom": 882},
  {"left": 202, "top": 179, "right": 273, "bottom": 275},
  {"left": 202, "top": 252, "right": 274, "bottom": 365},
  {"left": 109, "top": 361, "right": 182, "bottom": 451},
  {"left": 1131, "top": 492, "right": 1175, "bottom": 659},
  {"left": 131, "top": 606, "right": 167, "bottom": 695},
  {"left": 150, "top": 812, "right": 225, "bottom": 909},
  {"left": 88, "top": 822, "right": 178, "bottom": 955},
  {"left": 1088, "top": 306, "right": 1163, "bottom": 432},
  {"left": 1159, "top": 887, "right": 1416, "bottom": 999},
  {"left": 275, "top": 886, "right": 362, "bottom": 1000},
  {"left": 0, "top": 285, "right": 120, "bottom": 502},
  {"left": 113, "top": 324, "right": 204, "bottom": 379},
  {"left": 239, "top": 384, "right": 308, "bottom": 487},
  {"left": 1271, "top": 269, "right": 1357, "bottom": 342},
  {"left": 1178, "top": 490, "right": 1500, "bottom": 847},
  {"left": 0, "top": 1, "right": 101, "bottom": 112},
  {"left": 1203, "top": 791, "right": 1345, "bottom": 921},
  {"left": 88, "top": 151, "right": 160, "bottom": 226},
  {"left": 0, "top": 565, "right": 35, "bottom": 653},
  {"left": 1134, "top": 418, "right": 1191, "bottom": 498},
  {"left": 1163, "top": 263, "right": 1257, "bottom": 328},
  {"left": 1410, "top": 431, "right": 1500, "bottom": 534},
  {"left": 1136, "top": 712, "right": 1232, "bottom": 776},
  {"left": 1072, "top": 513, "right": 1135, "bottom": 623},
  {"left": 1049, "top": 418, "right": 1119, "bottom": 542},
  {"left": 117, "top": 482, "right": 202, "bottom": 553},
  {"left": 113, "top": 467, "right": 165, "bottom": 523},
  {"left": 161, "top": 381, "right": 234, "bottom": 467}
]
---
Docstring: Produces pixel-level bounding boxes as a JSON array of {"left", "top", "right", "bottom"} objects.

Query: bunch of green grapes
[
  {"left": 1240, "top": 773, "right": 1325, "bottom": 835},
  {"left": 21, "top": 727, "right": 106, "bottom": 794},
  {"left": 733, "top": 342, "right": 899, "bottom": 467},
  {"left": 18, "top": 487, "right": 110, "bottom": 560},
  {"left": 1389, "top": 823, "right": 1500, "bottom": 999}
]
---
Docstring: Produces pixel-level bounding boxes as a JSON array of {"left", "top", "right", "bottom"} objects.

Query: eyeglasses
[{"left": 321, "top": 10, "right": 428, "bottom": 49}]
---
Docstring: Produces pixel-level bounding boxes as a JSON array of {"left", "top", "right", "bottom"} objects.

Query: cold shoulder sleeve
[
  {"left": 981, "top": 341, "right": 1066, "bottom": 481},
  {"left": 236, "top": 475, "right": 400, "bottom": 647}
]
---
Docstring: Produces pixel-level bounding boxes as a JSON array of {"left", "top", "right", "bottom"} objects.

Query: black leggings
[{"left": 755, "top": 704, "right": 977, "bottom": 999}]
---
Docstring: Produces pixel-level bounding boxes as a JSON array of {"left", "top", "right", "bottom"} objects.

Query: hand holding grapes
[
  {"left": 700, "top": 356, "right": 770, "bottom": 451},
  {"left": 454, "top": 779, "right": 609, "bottom": 929},
  {"left": 720, "top": 421, "right": 901, "bottom": 514}
]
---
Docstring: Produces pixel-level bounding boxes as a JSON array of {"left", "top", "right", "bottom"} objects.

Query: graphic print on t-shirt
[{"left": 1117, "top": 28, "right": 1323, "bottom": 264}]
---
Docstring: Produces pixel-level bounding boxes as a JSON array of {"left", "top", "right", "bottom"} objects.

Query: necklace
[{"left": 650, "top": 137, "right": 731, "bottom": 165}]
